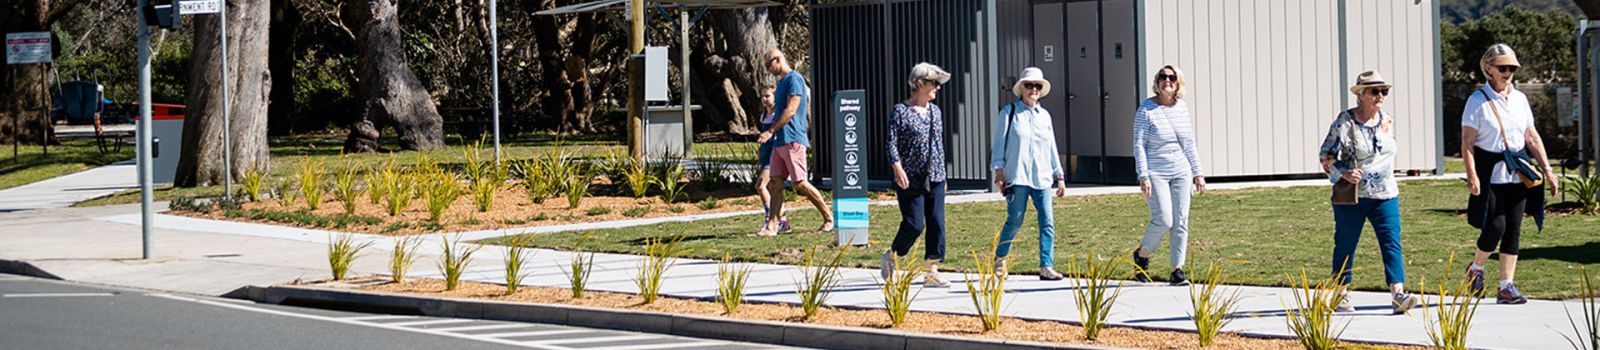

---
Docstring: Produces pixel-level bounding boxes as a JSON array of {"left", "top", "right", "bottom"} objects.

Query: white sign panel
[
  {"left": 6, "top": 32, "right": 51, "bottom": 64},
  {"left": 179, "top": 0, "right": 222, "bottom": 14},
  {"left": 643, "top": 46, "right": 668, "bottom": 102}
]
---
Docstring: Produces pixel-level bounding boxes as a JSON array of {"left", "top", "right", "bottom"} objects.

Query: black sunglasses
[
  {"left": 1496, "top": 65, "right": 1518, "bottom": 74},
  {"left": 1023, "top": 83, "right": 1043, "bottom": 90},
  {"left": 921, "top": 79, "right": 943, "bottom": 87},
  {"left": 1156, "top": 73, "right": 1177, "bottom": 82},
  {"left": 1366, "top": 88, "right": 1390, "bottom": 96}
]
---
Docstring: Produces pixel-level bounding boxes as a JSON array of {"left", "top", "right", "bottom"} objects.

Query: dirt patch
[{"left": 342, "top": 278, "right": 1425, "bottom": 350}]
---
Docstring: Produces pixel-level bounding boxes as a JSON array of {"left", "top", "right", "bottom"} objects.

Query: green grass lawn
[
  {"left": 0, "top": 139, "right": 135, "bottom": 191},
  {"left": 488, "top": 179, "right": 1600, "bottom": 299}
]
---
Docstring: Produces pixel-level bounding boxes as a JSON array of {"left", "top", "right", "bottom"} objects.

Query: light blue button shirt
[{"left": 989, "top": 100, "right": 1063, "bottom": 190}]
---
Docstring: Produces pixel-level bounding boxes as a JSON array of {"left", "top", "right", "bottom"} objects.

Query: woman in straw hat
[
  {"left": 1317, "top": 70, "right": 1421, "bottom": 315},
  {"left": 1460, "top": 43, "right": 1557, "bottom": 305},
  {"left": 988, "top": 67, "right": 1065, "bottom": 281},
  {"left": 1129, "top": 65, "right": 1205, "bottom": 286},
  {"left": 881, "top": 62, "right": 953, "bottom": 288}
]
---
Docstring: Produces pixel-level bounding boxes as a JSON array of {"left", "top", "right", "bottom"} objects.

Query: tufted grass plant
[
  {"left": 511, "top": 158, "right": 555, "bottom": 204},
  {"left": 387, "top": 235, "right": 422, "bottom": 284},
  {"left": 634, "top": 234, "right": 686, "bottom": 304},
  {"left": 1067, "top": 252, "right": 1125, "bottom": 340},
  {"left": 880, "top": 253, "right": 925, "bottom": 327},
  {"left": 240, "top": 163, "right": 268, "bottom": 202},
  {"left": 274, "top": 181, "right": 297, "bottom": 207},
  {"left": 297, "top": 157, "right": 326, "bottom": 210},
  {"left": 564, "top": 250, "right": 596, "bottom": 299},
  {"left": 438, "top": 234, "right": 481, "bottom": 291},
  {"left": 332, "top": 159, "right": 362, "bottom": 215},
  {"left": 653, "top": 162, "right": 688, "bottom": 204},
  {"left": 1420, "top": 254, "right": 1482, "bottom": 350},
  {"left": 964, "top": 231, "right": 1009, "bottom": 332},
  {"left": 623, "top": 160, "right": 655, "bottom": 199},
  {"left": 462, "top": 141, "right": 506, "bottom": 212},
  {"left": 1564, "top": 174, "right": 1600, "bottom": 214},
  {"left": 1190, "top": 259, "right": 1244, "bottom": 347},
  {"left": 1283, "top": 268, "right": 1349, "bottom": 350},
  {"left": 715, "top": 254, "right": 754, "bottom": 315},
  {"left": 565, "top": 172, "right": 591, "bottom": 209},
  {"left": 382, "top": 165, "right": 414, "bottom": 216},
  {"left": 327, "top": 233, "right": 372, "bottom": 281},
  {"left": 365, "top": 160, "right": 390, "bottom": 205},
  {"left": 1566, "top": 266, "right": 1600, "bottom": 350},
  {"left": 422, "top": 171, "right": 462, "bottom": 223},
  {"left": 795, "top": 245, "right": 847, "bottom": 320},
  {"left": 501, "top": 233, "right": 536, "bottom": 295}
]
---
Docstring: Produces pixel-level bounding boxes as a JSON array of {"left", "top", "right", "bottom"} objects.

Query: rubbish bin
[
  {"left": 644, "top": 105, "right": 698, "bottom": 160},
  {"left": 142, "top": 103, "right": 184, "bottom": 184}
]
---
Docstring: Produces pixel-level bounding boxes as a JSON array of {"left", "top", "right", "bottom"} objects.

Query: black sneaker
[
  {"left": 1170, "top": 268, "right": 1190, "bottom": 286},
  {"left": 1498, "top": 283, "right": 1528, "bottom": 304},
  {"left": 1132, "top": 249, "right": 1152, "bottom": 283}
]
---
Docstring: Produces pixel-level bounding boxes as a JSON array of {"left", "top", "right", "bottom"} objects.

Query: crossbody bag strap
[{"left": 1477, "top": 90, "right": 1517, "bottom": 153}]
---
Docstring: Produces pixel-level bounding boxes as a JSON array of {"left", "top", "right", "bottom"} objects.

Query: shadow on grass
[{"left": 1521, "top": 241, "right": 1600, "bottom": 264}]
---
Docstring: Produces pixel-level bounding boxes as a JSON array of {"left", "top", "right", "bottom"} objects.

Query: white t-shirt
[{"left": 1460, "top": 84, "right": 1535, "bottom": 185}]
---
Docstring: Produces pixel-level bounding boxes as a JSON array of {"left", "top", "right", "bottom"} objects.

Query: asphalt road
[{"left": 0, "top": 273, "right": 794, "bottom": 350}]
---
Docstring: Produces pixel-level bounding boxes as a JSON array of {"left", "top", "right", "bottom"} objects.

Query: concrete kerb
[{"left": 252, "top": 284, "right": 1128, "bottom": 350}]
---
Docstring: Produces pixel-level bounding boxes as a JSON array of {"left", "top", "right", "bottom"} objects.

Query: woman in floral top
[
  {"left": 880, "top": 62, "right": 951, "bottom": 288},
  {"left": 1316, "top": 70, "right": 1420, "bottom": 315}
]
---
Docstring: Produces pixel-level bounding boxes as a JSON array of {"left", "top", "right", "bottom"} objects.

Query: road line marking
[
  {"left": 429, "top": 323, "right": 537, "bottom": 332},
  {"left": 384, "top": 319, "right": 479, "bottom": 327},
  {"left": 480, "top": 330, "right": 590, "bottom": 338},
  {"left": 584, "top": 341, "right": 729, "bottom": 350},
  {"left": 144, "top": 293, "right": 573, "bottom": 350},
  {"left": 525, "top": 335, "right": 660, "bottom": 345},
  {"left": 342, "top": 315, "right": 419, "bottom": 321},
  {"left": 1, "top": 293, "right": 115, "bottom": 298}
]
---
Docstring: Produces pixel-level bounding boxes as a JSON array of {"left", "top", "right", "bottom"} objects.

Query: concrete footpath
[
  {"left": 0, "top": 166, "right": 1575, "bottom": 350},
  {"left": 0, "top": 160, "right": 137, "bottom": 211}
]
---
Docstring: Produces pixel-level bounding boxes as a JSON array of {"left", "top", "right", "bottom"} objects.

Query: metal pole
[
  {"left": 490, "top": 0, "right": 501, "bottom": 163},
  {"left": 137, "top": 0, "right": 155, "bottom": 260},
  {"left": 40, "top": 63, "right": 48, "bottom": 157},
  {"left": 680, "top": 7, "right": 691, "bottom": 158},
  {"left": 1581, "top": 20, "right": 1591, "bottom": 178},
  {"left": 221, "top": 0, "right": 232, "bottom": 198}
]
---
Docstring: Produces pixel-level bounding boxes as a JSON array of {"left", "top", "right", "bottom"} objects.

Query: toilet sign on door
[{"left": 831, "top": 90, "right": 868, "bottom": 246}]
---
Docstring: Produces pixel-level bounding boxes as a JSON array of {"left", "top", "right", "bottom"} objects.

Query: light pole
[{"left": 136, "top": 0, "right": 155, "bottom": 259}]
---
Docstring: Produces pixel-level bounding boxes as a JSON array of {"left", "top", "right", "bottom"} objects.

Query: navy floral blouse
[{"left": 886, "top": 102, "right": 947, "bottom": 183}]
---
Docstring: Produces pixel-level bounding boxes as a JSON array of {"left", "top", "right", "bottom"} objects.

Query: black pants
[
  {"left": 1478, "top": 183, "right": 1527, "bottom": 255},
  {"left": 891, "top": 181, "right": 946, "bottom": 261}
]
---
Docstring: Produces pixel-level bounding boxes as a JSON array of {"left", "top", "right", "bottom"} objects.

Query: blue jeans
[
  {"left": 1140, "top": 176, "right": 1192, "bottom": 268},
  {"left": 996, "top": 185, "right": 1055, "bottom": 268},
  {"left": 1332, "top": 197, "right": 1405, "bottom": 286},
  {"left": 891, "top": 182, "right": 946, "bottom": 261}
]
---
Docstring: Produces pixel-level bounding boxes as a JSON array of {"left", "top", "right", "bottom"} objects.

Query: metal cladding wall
[
  {"left": 1139, "top": 0, "right": 1441, "bottom": 177},
  {"left": 810, "top": 0, "right": 998, "bottom": 182}
]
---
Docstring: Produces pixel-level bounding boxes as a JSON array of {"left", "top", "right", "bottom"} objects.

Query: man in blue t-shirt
[{"left": 755, "top": 49, "right": 833, "bottom": 236}]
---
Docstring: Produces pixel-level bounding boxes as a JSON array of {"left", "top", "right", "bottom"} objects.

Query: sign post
[
  {"left": 7, "top": 31, "right": 53, "bottom": 159},
  {"left": 831, "top": 90, "right": 868, "bottom": 246},
  {"left": 137, "top": 0, "right": 155, "bottom": 259}
]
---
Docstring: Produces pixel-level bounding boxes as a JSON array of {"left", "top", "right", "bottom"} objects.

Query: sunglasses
[
  {"left": 1496, "top": 65, "right": 1518, "bottom": 74},
  {"left": 1156, "top": 73, "right": 1177, "bottom": 82},
  {"left": 1023, "top": 83, "right": 1043, "bottom": 91},
  {"left": 767, "top": 57, "right": 781, "bottom": 67},
  {"left": 921, "top": 79, "right": 943, "bottom": 87},
  {"left": 1366, "top": 88, "right": 1390, "bottom": 96}
]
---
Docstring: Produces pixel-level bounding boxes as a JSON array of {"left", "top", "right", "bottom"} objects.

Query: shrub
[
  {"left": 716, "top": 255, "right": 754, "bottom": 315},
  {"left": 438, "top": 234, "right": 481, "bottom": 291},
  {"left": 512, "top": 158, "right": 555, "bottom": 204},
  {"left": 1421, "top": 255, "right": 1482, "bottom": 350},
  {"left": 1284, "top": 269, "right": 1349, "bottom": 350},
  {"left": 634, "top": 235, "right": 686, "bottom": 304},
  {"left": 653, "top": 162, "right": 688, "bottom": 204},
  {"left": 1190, "top": 259, "right": 1244, "bottom": 347},
  {"left": 880, "top": 253, "right": 925, "bottom": 327},
  {"left": 697, "top": 197, "right": 721, "bottom": 211},
  {"left": 623, "top": 161, "right": 656, "bottom": 199},
  {"left": 332, "top": 160, "right": 362, "bottom": 215},
  {"left": 240, "top": 163, "right": 268, "bottom": 202},
  {"left": 502, "top": 234, "right": 536, "bottom": 295},
  {"left": 462, "top": 141, "right": 506, "bottom": 212},
  {"left": 422, "top": 172, "right": 462, "bottom": 223},
  {"left": 964, "top": 231, "right": 1009, "bottom": 331},
  {"left": 1565, "top": 174, "right": 1600, "bottom": 214},
  {"left": 388, "top": 235, "right": 422, "bottom": 283},
  {"left": 795, "top": 245, "right": 847, "bottom": 320},
  {"left": 1064, "top": 254, "right": 1128, "bottom": 339},
  {"left": 297, "top": 157, "right": 325, "bottom": 210},
  {"left": 327, "top": 233, "right": 371, "bottom": 281},
  {"left": 565, "top": 250, "right": 596, "bottom": 299},
  {"left": 366, "top": 161, "right": 389, "bottom": 205},
  {"left": 382, "top": 167, "right": 415, "bottom": 217}
]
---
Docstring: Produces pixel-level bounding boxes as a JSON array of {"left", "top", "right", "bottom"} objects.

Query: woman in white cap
[
  {"left": 881, "top": 62, "right": 952, "bottom": 288},
  {"left": 1317, "top": 70, "right": 1421, "bottom": 315},
  {"left": 1130, "top": 65, "right": 1205, "bottom": 286},
  {"left": 1461, "top": 43, "right": 1557, "bottom": 305},
  {"left": 989, "top": 67, "right": 1065, "bottom": 280}
]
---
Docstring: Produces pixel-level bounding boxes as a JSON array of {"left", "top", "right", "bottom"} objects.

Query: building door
[
  {"left": 1101, "top": 0, "right": 1138, "bottom": 184},
  {"left": 1065, "top": 0, "right": 1102, "bottom": 182},
  {"left": 1033, "top": 1, "right": 1070, "bottom": 180}
]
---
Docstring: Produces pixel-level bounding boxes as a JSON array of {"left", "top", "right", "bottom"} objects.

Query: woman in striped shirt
[{"left": 1129, "top": 65, "right": 1205, "bottom": 286}]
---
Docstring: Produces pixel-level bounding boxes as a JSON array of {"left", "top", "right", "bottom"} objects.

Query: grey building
[{"left": 809, "top": 0, "right": 1442, "bottom": 185}]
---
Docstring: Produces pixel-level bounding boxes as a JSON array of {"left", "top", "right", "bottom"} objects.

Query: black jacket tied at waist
[{"left": 1467, "top": 146, "right": 1546, "bottom": 231}]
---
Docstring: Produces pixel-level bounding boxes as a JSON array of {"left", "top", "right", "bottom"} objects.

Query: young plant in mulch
[
  {"left": 880, "top": 252, "right": 925, "bottom": 327},
  {"left": 715, "top": 254, "right": 754, "bottom": 315},
  {"left": 623, "top": 160, "right": 655, "bottom": 199},
  {"left": 388, "top": 235, "right": 422, "bottom": 284},
  {"left": 696, "top": 197, "right": 721, "bottom": 211},
  {"left": 691, "top": 155, "right": 733, "bottom": 189},
  {"left": 462, "top": 141, "right": 506, "bottom": 213},
  {"left": 274, "top": 182, "right": 298, "bottom": 207},
  {"left": 585, "top": 207, "right": 611, "bottom": 216},
  {"left": 565, "top": 172, "right": 592, "bottom": 210},
  {"left": 1283, "top": 268, "right": 1349, "bottom": 350},
  {"left": 327, "top": 233, "right": 372, "bottom": 281},
  {"left": 422, "top": 171, "right": 463, "bottom": 223},
  {"left": 652, "top": 162, "right": 689, "bottom": 204},
  {"left": 564, "top": 250, "right": 597, "bottom": 299},
  {"left": 501, "top": 234, "right": 536, "bottom": 295},
  {"left": 332, "top": 159, "right": 363, "bottom": 215},
  {"left": 240, "top": 163, "right": 268, "bottom": 202},
  {"left": 634, "top": 234, "right": 687, "bottom": 304},
  {"left": 366, "top": 160, "right": 391, "bottom": 205},
  {"left": 622, "top": 206, "right": 650, "bottom": 218},
  {"left": 438, "top": 234, "right": 481, "bottom": 291},
  {"left": 1190, "top": 259, "right": 1244, "bottom": 347},
  {"left": 1566, "top": 266, "right": 1600, "bottom": 350},
  {"left": 964, "top": 231, "right": 1009, "bottom": 331},
  {"left": 382, "top": 165, "right": 414, "bottom": 217},
  {"left": 1420, "top": 254, "right": 1482, "bottom": 350},
  {"left": 297, "top": 157, "right": 326, "bottom": 210},
  {"left": 795, "top": 245, "right": 847, "bottom": 320},
  {"left": 511, "top": 158, "right": 554, "bottom": 204}
]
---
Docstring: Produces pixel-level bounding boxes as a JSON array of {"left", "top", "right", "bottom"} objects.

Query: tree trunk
[
  {"left": 1, "top": 0, "right": 81, "bottom": 146},
  {"left": 266, "top": 0, "right": 299, "bottom": 135},
  {"left": 344, "top": 0, "right": 444, "bottom": 152},
  {"left": 698, "top": 9, "right": 782, "bottom": 135},
  {"left": 175, "top": 0, "right": 273, "bottom": 187},
  {"left": 531, "top": 0, "right": 575, "bottom": 133}
]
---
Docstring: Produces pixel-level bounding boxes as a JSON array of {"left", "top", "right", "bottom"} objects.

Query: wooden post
[{"left": 627, "top": 0, "right": 645, "bottom": 161}]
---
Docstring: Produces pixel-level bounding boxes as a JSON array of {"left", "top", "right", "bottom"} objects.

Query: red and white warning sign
[{"left": 6, "top": 32, "right": 52, "bottom": 65}]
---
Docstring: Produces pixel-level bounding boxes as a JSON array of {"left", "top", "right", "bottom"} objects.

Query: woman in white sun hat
[{"left": 989, "top": 67, "right": 1065, "bottom": 281}]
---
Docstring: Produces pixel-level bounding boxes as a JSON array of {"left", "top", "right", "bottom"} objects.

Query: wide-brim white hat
[{"left": 1012, "top": 67, "right": 1051, "bottom": 98}]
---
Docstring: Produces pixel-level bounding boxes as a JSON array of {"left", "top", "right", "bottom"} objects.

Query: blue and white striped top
[{"left": 1132, "top": 98, "right": 1204, "bottom": 181}]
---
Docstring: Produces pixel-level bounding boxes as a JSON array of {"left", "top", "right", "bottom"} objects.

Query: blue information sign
[{"left": 831, "top": 90, "right": 868, "bottom": 246}]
